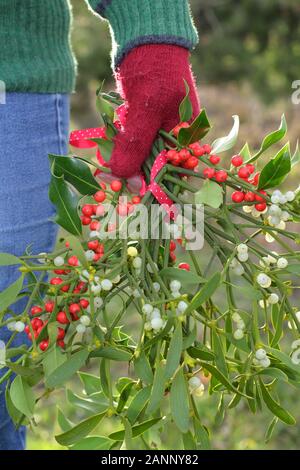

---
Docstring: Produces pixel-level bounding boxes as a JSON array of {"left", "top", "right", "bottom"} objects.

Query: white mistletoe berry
[
  {"left": 127, "top": 246, "right": 138, "bottom": 257},
  {"left": 80, "top": 315, "right": 91, "bottom": 326},
  {"left": 177, "top": 301, "right": 188, "bottom": 313},
  {"left": 233, "top": 329, "right": 244, "bottom": 340},
  {"left": 151, "top": 317, "right": 164, "bottom": 331},
  {"left": 144, "top": 321, "right": 152, "bottom": 331},
  {"left": 255, "top": 349, "right": 267, "bottom": 360},
  {"left": 7, "top": 321, "right": 16, "bottom": 332},
  {"left": 150, "top": 308, "right": 161, "bottom": 320},
  {"left": 142, "top": 304, "right": 153, "bottom": 316},
  {"left": 94, "top": 297, "right": 103, "bottom": 309},
  {"left": 237, "top": 244, "right": 248, "bottom": 254},
  {"left": 85, "top": 250, "right": 95, "bottom": 262},
  {"left": 233, "top": 263, "right": 245, "bottom": 276},
  {"left": 188, "top": 376, "right": 202, "bottom": 390},
  {"left": 243, "top": 205, "right": 253, "bottom": 214},
  {"left": 14, "top": 321, "right": 25, "bottom": 333},
  {"left": 238, "top": 252, "right": 249, "bottom": 263},
  {"left": 265, "top": 233, "right": 275, "bottom": 243},
  {"left": 101, "top": 279, "right": 113, "bottom": 291},
  {"left": 257, "top": 273, "right": 272, "bottom": 288},
  {"left": 132, "top": 257, "right": 142, "bottom": 269},
  {"left": 271, "top": 194, "right": 281, "bottom": 204},
  {"left": 291, "top": 339, "right": 300, "bottom": 350},
  {"left": 54, "top": 256, "right": 65, "bottom": 267},
  {"left": 285, "top": 191, "right": 295, "bottom": 202},
  {"left": 268, "top": 293, "right": 279, "bottom": 305},
  {"left": 153, "top": 282, "right": 161, "bottom": 292},
  {"left": 277, "top": 257, "right": 288, "bottom": 269},
  {"left": 133, "top": 288, "right": 141, "bottom": 298},
  {"left": 91, "top": 284, "right": 101, "bottom": 295},
  {"left": 89, "top": 230, "right": 100, "bottom": 239},
  {"left": 269, "top": 204, "right": 282, "bottom": 217},
  {"left": 281, "top": 211, "right": 290, "bottom": 222},
  {"left": 291, "top": 349, "right": 300, "bottom": 365},
  {"left": 170, "top": 280, "right": 181, "bottom": 292},
  {"left": 260, "top": 357, "right": 271, "bottom": 368}
]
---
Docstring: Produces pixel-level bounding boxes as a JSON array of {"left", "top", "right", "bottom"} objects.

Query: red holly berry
[
  {"left": 169, "top": 252, "right": 176, "bottom": 262},
  {"left": 90, "top": 221, "right": 100, "bottom": 231},
  {"left": 209, "top": 154, "right": 220, "bottom": 165},
  {"left": 79, "top": 299, "right": 89, "bottom": 309},
  {"left": 65, "top": 241, "right": 70, "bottom": 248},
  {"left": 255, "top": 203, "right": 267, "bottom": 212},
  {"left": 31, "top": 318, "right": 43, "bottom": 331},
  {"left": 68, "top": 255, "right": 79, "bottom": 267},
  {"left": 202, "top": 144, "right": 212, "bottom": 154},
  {"left": 132, "top": 196, "right": 141, "bottom": 204},
  {"left": 169, "top": 240, "right": 177, "bottom": 252},
  {"left": 252, "top": 173, "right": 260, "bottom": 186},
  {"left": 31, "top": 305, "right": 43, "bottom": 316},
  {"left": 111, "top": 180, "right": 123, "bottom": 192},
  {"left": 54, "top": 269, "right": 66, "bottom": 275},
  {"left": 167, "top": 150, "right": 178, "bottom": 161},
  {"left": 173, "top": 122, "right": 189, "bottom": 137},
  {"left": 95, "top": 243, "right": 104, "bottom": 254},
  {"left": 203, "top": 167, "right": 215, "bottom": 179},
  {"left": 246, "top": 164, "right": 255, "bottom": 174},
  {"left": 61, "top": 284, "right": 70, "bottom": 293},
  {"left": 88, "top": 240, "right": 99, "bottom": 251},
  {"left": 232, "top": 191, "right": 245, "bottom": 203},
  {"left": 178, "top": 149, "right": 190, "bottom": 162},
  {"left": 82, "top": 205, "right": 94, "bottom": 217},
  {"left": 36, "top": 326, "right": 43, "bottom": 337},
  {"left": 189, "top": 142, "right": 204, "bottom": 157},
  {"left": 178, "top": 262, "right": 190, "bottom": 271},
  {"left": 69, "top": 303, "right": 80, "bottom": 315},
  {"left": 24, "top": 325, "right": 30, "bottom": 334},
  {"left": 183, "top": 156, "right": 198, "bottom": 169},
  {"left": 81, "top": 216, "right": 92, "bottom": 226},
  {"left": 93, "top": 190, "right": 106, "bottom": 203},
  {"left": 231, "top": 155, "right": 243, "bottom": 167},
  {"left": 244, "top": 192, "right": 255, "bottom": 202},
  {"left": 57, "top": 328, "right": 65, "bottom": 340},
  {"left": 39, "top": 340, "right": 49, "bottom": 352},
  {"left": 255, "top": 190, "right": 267, "bottom": 203},
  {"left": 76, "top": 281, "right": 87, "bottom": 291},
  {"left": 238, "top": 167, "right": 251, "bottom": 179},
  {"left": 95, "top": 204, "right": 105, "bottom": 217},
  {"left": 93, "top": 253, "right": 103, "bottom": 262},
  {"left": 100, "top": 182, "right": 106, "bottom": 190},
  {"left": 215, "top": 170, "right": 228, "bottom": 182},
  {"left": 56, "top": 311, "right": 69, "bottom": 325},
  {"left": 57, "top": 340, "right": 65, "bottom": 348},
  {"left": 117, "top": 204, "right": 129, "bottom": 216}
]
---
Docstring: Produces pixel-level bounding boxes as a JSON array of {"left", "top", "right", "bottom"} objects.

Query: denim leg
[{"left": 0, "top": 93, "right": 69, "bottom": 450}]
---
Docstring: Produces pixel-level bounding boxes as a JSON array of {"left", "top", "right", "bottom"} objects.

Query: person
[{"left": 0, "top": 0, "right": 199, "bottom": 450}]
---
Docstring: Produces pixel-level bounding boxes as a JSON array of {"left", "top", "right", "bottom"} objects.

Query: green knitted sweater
[{"left": 0, "top": 0, "right": 198, "bottom": 93}]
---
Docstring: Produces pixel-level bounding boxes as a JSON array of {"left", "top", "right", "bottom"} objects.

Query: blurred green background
[{"left": 28, "top": 0, "right": 300, "bottom": 450}]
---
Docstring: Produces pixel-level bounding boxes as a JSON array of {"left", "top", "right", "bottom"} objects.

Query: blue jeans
[{"left": 0, "top": 93, "right": 69, "bottom": 450}]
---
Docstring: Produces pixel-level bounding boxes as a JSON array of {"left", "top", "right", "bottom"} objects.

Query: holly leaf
[
  {"left": 247, "top": 114, "right": 287, "bottom": 163},
  {"left": 258, "top": 143, "right": 291, "bottom": 190},
  {"left": 49, "top": 173, "right": 82, "bottom": 236},
  {"left": 49, "top": 154, "right": 99, "bottom": 195},
  {"left": 211, "top": 115, "right": 239, "bottom": 154},
  {"left": 92, "top": 138, "right": 114, "bottom": 162},
  {"left": 195, "top": 180, "right": 223, "bottom": 209},
  {"left": 179, "top": 80, "right": 193, "bottom": 122},
  {"left": 178, "top": 109, "right": 211, "bottom": 146},
  {"left": 239, "top": 142, "right": 251, "bottom": 161}
]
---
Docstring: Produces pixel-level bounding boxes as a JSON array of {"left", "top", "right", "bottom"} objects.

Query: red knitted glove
[{"left": 109, "top": 44, "right": 200, "bottom": 178}]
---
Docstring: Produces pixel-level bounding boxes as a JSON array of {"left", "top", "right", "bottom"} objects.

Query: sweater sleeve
[{"left": 87, "top": 0, "right": 198, "bottom": 68}]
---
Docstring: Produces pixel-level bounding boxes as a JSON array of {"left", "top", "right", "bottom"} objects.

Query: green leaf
[
  {"left": 165, "top": 323, "right": 183, "bottom": 379},
  {"left": 291, "top": 141, "right": 300, "bottom": 168},
  {"left": 182, "top": 431, "right": 197, "bottom": 450},
  {"left": 0, "top": 253, "right": 22, "bottom": 266},
  {"left": 178, "top": 109, "right": 211, "bottom": 146},
  {"left": 92, "top": 138, "right": 114, "bottom": 162},
  {"left": 116, "top": 381, "right": 135, "bottom": 413},
  {"left": 182, "top": 324, "right": 197, "bottom": 350},
  {"left": 202, "top": 362, "right": 250, "bottom": 398},
  {"left": 46, "top": 349, "right": 89, "bottom": 388},
  {"left": 266, "top": 347, "right": 300, "bottom": 375},
  {"left": 70, "top": 436, "right": 112, "bottom": 451},
  {"left": 160, "top": 267, "right": 204, "bottom": 286},
  {"left": 108, "top": 417, "right": 161, "bottom": 441},
  {"left": 43, "top": 346, "right": 67, "bottom": 378},
  {"left": 96, "top": 95, "right": 115, "bottom": 122},
  {"left": 259, "top": 379, "right": 295, "bottom": 425},
  {"left": 185, "top": 272, "right": 221, "bottom": 315},
  {"left": 99, "top": 359, "right": 110, "bottom": 398},
  {"left": 286, "top": 264, "right": 300, "bottom": 275},
  {"left": 248, "top": 114, "right": 287, "bottom": 163},
  {"left": 258, "top": 367, "right": 288, "bottom": 382},
  {"left": 10, "top": 376, "right": 35, "bottom": 419},
  {"left": 134, "top": 352, "right": 153, "bottom": 385},
  {"left": 265, "top": 417, "right": 278, "bottom": 443},
  {"left": 271, "top": 302, "right": 285, "bottom": 347},
  {"left": 212, "top": 329, "right": 228, "bottom": 378},
  {"left": 67, "top": 389, "right": 109, "bottom": 414},
  {"left": 6, "top": 362, "right": 41, "bottom": 378},
  {"left": 127, "top": 386, "right": 152, "bottom": 424},
  {"left": 170, "top": 368, "right": 190, "bottom": 433},
  {"left": 57, "top": 407, "right": 73, "bottom": 432},
  {"left": 193, "top": 418, "right": 211, "bottom": 449},
  {"left": 187, "top": 345, "right": 215, "bottom": 362},
  {"left": 211, "top": 115, "right": 239, "bottom": 154},
  {"left": 89, "top": 346, "right": 132, "bottom": 361},
  {"left": 179, "top": 80, "right": 193, "bottom": 122},
  {"left": 49, "top": 154, "right": 99, "bottom": 195},
  {"left": 66, "top": 235, "right": 88, "bottom": 268},
  {"left": 0, "top": 275, "right": 24, "bottom": 314},
  {"left": 239, "top": 142, "right": 251, "bottom": 160},
  {"left": 146, "top": 362, "right": 166, "bottom": 415},
  {"left": 55, "top": 412, "right": 106, "bottom": 446},
  {"left": 5, "top": 384, "right": 25, "bottom": 426},
  {"left": 49, "top": 173, "right": 82, "bottom": 236},
  {"left": 258, "top": 143, "right": 291, "bottom": 190},
  {"left": 195, "top": 180, "right": 223, "bottom": 209},
  {"left": 78, "top": 372, "right": 102, "bottom": 396}
]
